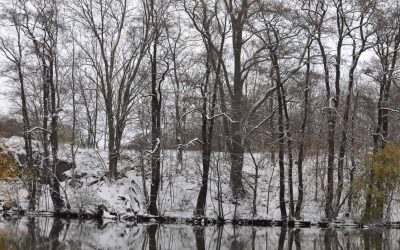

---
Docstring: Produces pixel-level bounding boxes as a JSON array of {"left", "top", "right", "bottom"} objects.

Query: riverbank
[
  {"left": 4, "top": 210, "right": 400, "bottom": 229},
  {"left": 2, "top": 136, "right": 400, "bottom": 227}
]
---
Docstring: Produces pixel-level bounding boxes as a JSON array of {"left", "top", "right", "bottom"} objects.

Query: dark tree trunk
[
  {"left": 175, "top": 94, "right": 183, "bottom": 170},
  {"left": 248, "top": 145, "right": 259, "bottom": 217},
  {"left": 107, "top": 106, "right": 118, "bottom": 178},
  {"left": 93, "top": 89, "right": 99, "bottom": 148},
  {"left": 348, "top": 96, "right": 358, "bottom": 212},
  {"left": 49, "top": 56, "right": 64, "bottom": 212},
  {"left": 15, "top": 39, "right": 35, "bottom": 209},
  {"left": 326, "top": 108, "right": 335, "bottom": 221},
  {"left": 331, "top": 0, "right": 345, "bottom": 220},
  {"left": 194, "top": 11, "right": 223, "bottom": 215},
  {"left": 41, "top": 56, "right": 51, "bottom": 188},
  {"left": 335, "top": 39, "right": 364, "bottom": 216},
  {"left": 149, "top": 38, "right": 161, "bottom": 216},
  {"left": 269, "top": 48, "right": 287, "bottom": 220},
  {"left": 195, "top": 66, "right": 218, "bottom": 216},
  {"left": 281, "top": 81, "right": 294, "bottom": 218},
  {"left": 317, "top": 31, "right": 334, "bottom": 221},
  {"left": 172, "top": 54, "right": 183, "bottom": 171},
  {"left": 195, "top": 59, "right": 212, "bottom": 217},
  {"left": 225, "top": 2, "right": 250, "bottom": 198},
  {"left": 277, "top": 84, "right": 287, "bottom": 221},
  {"left": 230, "top": 49, "right": 245, "bottom": 197},
  {"left": 295, "top": 46, "right": 311, "bottom": 219}
]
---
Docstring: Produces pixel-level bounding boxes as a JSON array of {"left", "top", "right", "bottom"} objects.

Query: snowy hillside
[{"left": 2, "top": 136, "right": 393, "bottom": 223}]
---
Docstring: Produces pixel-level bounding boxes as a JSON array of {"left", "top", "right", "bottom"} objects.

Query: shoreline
[{"left": 2, "top": 210, "right": 400, "bottom": 229}]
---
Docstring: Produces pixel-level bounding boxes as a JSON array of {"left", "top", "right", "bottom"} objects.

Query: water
[{"left": 0, "top": 217, "right": 399, "bottom": 249}]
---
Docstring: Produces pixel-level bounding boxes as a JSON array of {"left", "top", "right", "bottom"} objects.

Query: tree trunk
[
  {"left": 49, "top": 56, "right": 64, "bottom": 212},
  {"left": 194, "top": 14, "right": 223, "bottom": 214},
  {"left": 149, "top": 38, "right": 161, "bottom": 216},
  {"left": 195, "top": 72, "right": 218, "bottom": 216},
  {"left": 172, "top": 56, "right": 183, "bottom": 171},
  {"left": 281, "top": 81, "right": 294, "bottom": 218},
  {"left": 317, "top": 32, "right": 334, "bottom": 221},
  {"left": 295, "top": 46, "right": 311, "bottom": 219},
  {"left": 269, "top": 47, "right": 287, "bottom": 220},
  {"left": 248, "top": 145, "right": 259, "bottom": 217},
  {"left": 348, "top": 95, "right": 358, "bottom": 212},
  {"left": 106, "top": 96, "right": 118, "bottom": 178},
  {"left": 326, "top": 108, "right": 335, "bottom": 221},
  {"left": 330, "top": 4, "right": 345, "bottom": 220},
  {"left": 277, "top": 84, "right": 287, "bottom": 221},
  {"left": 19, "top": 64, "right": 35, "bottom": 211},
  {"left": 230, "top": 80, "right": 245, "bottom": 197},
  {"left": 335, "top": 40, "right": 362, "bottom": 216},
  {"left": 268, "top": 47, "right": 287, "bottom": 220},
  {"left": 227, "top": 4, "right": 249, "bottom": 197},
  {"left": 195, "top": 59, "right": 212, "bottom": 217}
]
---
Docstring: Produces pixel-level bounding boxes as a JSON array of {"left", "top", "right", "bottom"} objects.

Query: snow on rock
[{"left": 1, "top": 136, "right": 398, "bottom": 223}]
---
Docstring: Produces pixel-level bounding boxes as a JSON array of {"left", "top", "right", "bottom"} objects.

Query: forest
[{"left": 0, "top": 0, "right": 399, "bottom": 226}]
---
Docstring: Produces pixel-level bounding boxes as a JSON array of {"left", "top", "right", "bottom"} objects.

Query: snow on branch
[
  {"left": 381, "top": 107, "right": 400, "bottom": 113},
  {"left": 178, "top": 138, "right": 203, "bottom": 149},
  {"left": 207, "top": 113, "right": 235, "bottom": 123},
  {"left": 27, "top": 127, "right": 51, "bottom": 134}
]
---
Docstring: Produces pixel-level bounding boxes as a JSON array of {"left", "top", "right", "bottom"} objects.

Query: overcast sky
[
  {"left": 0, "top": 78, "right": 12, "bottom": 115},
  {"left": 0, "top": 0, "right": 14, "bottom": 115}
]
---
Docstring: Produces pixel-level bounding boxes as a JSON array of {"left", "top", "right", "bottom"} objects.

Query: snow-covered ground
[{"left": 1, "top": 136, "right": 400, "bottom": 223}]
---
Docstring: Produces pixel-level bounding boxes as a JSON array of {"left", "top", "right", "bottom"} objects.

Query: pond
[{"left": 0, "top": 217, "right": 399, "bottom": 249}]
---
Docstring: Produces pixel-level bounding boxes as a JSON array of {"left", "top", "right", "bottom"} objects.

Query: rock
[
  {"left": 2, "top": 203, "right": 12, "bottom": 211},
  {"left": 2, "top": 213, "right": 12, "bottom": 220},
  {"left": 97, "top": 204, "right": 109, "bottom": 218},
  {"left": 122, "top": 213, "right": 137, "bottom": 221},
  {"left": 102, "top": 211, "right": 117, "bottom": 219},
  {"left": 118, "top": 196, "right": 126, "bottom": 201}
]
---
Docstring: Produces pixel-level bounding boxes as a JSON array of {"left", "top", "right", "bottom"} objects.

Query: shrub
[
  {"left": 0, "top": 152, "right": 18, "bottom": 179},
  {"left": 353, "top": 144, "right": 400, "bottom": 223}
]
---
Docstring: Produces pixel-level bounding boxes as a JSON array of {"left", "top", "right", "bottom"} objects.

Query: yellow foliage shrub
[
  {"left": 0, "top": 153, "right": 18, "bottom": 179},
  {"left": 353, "top": 144, "right": 400, "bottom": 223}
]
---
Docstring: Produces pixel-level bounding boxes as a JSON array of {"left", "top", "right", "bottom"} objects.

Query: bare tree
[
  {"left": 182, "top": 0, "right": 226, "bottom": 217},
  {"left": 69, "top": 0, "right": 152, "bottom": 179},
  {"left": 222, "top": 0, "right": 251, "bottom": 197},
  {"left": 0, "top": 0, "right": 36, "bottom": 210},
  {"left": 148, "top": 0, "right": 170, "bottom": 216},
  {"left": 335, "top": 0, "right": 376, "bottom": 216},
  {"left": 11, "top": 0, "right": 66, "bottom": 211}
]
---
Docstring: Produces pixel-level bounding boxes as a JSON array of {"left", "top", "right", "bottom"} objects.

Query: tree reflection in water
[
  {"left": 147, "top": 224, "right": 158, "bottom": 250},
  {"left": 0, "top": 218, "right": 399, "bottom": 249},
  {"left": 0, "top": 217, "right": 66, "bottom": 250},
  {"left": 194, "top": 226, "right": 205, "bottom": 250}
]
